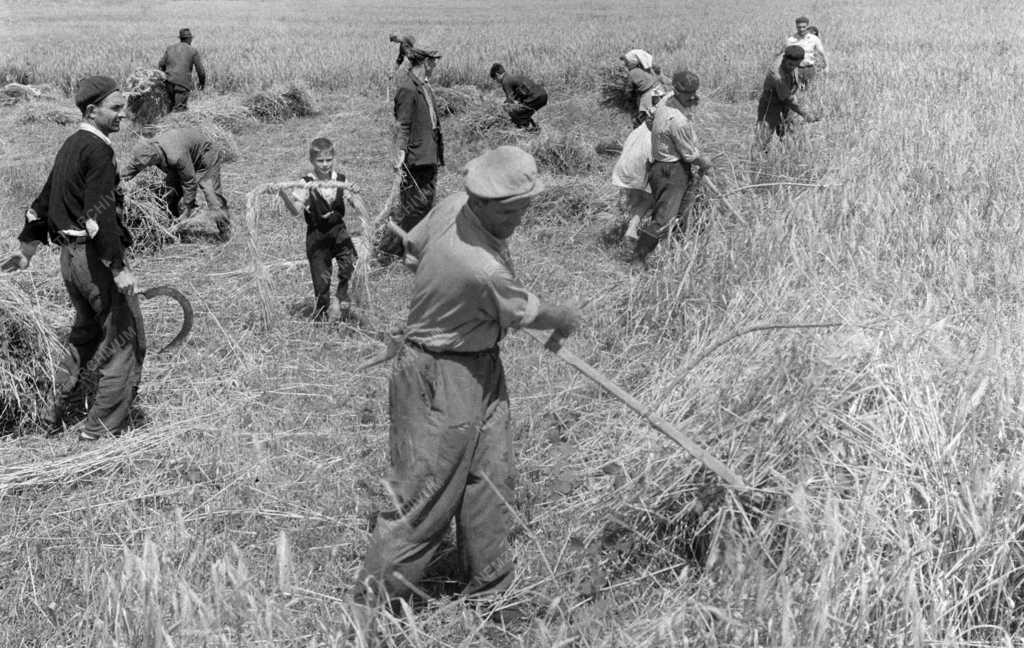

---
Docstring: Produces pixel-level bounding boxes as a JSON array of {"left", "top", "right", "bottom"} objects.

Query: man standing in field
[
  {"left": 784, "top": 16, "right": 827, "bottom": 89},
  {"left": 632, "top": 70, "right": 712, "bottom": 263},
  {"left": 3, "top": 76, "right": 143, "bottom": 440},
  {"left": 375, "top": 45, "right": 444, "bottom": 263},
  {"left": 489, "top": 63, "right": 548, "bottom": 131},
  {"left": 120, "top": 126, "right": 232, "bottom": 242},
  {"left": 158, "top": 27, "right": 206, "bottom": 112},
  {"left": 357, "top": 146, "right": 582, "bottom": 611},
  {"left": 756, "top": 46, "right": 818, "bottom": 150}
]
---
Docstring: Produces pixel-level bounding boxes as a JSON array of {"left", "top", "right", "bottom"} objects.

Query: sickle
[{"left": 135, "top": 285, "right": 194, "bottom": 354}]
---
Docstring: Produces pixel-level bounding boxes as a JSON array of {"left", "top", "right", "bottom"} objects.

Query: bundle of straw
[
  {"left": 244, "top": 85, "right": 320, "bottom": 123},
  {"left": 124, "top": 68, "right": 169, "bottom": 126},
  {"left": 122, "top": 169, "right": 178, "bottom": 254},
  {"left": 244, "top": 180, "right": 356, "bottom": 329},
  {"left": 154, "top": 112, "right": 241, "bottom": 164},
  {"left": 0, "top": 277, "right": 62, "bottom": 433}
]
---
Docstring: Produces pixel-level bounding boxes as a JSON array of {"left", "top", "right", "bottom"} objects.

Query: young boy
[{"left": 279, "top": 137, "right": 366, "bottom": 321}]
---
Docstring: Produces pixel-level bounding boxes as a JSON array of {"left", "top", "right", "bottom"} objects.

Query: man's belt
[
  {"left": 55, "top": 229, "right": 89, "bottom": 245},
  {"left": 406, "top": 339, "right": 498, "bottom": 358}
]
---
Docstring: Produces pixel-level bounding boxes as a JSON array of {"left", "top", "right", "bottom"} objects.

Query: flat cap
[
  {"left": 784, "top": 45, "right": 806, "bottom": 61},
  {"left": 463, "top": 146, "right": 544, "bottom": 201},
  {"left": 671, "top": 69, "right": 700, "bottom": 94},
  {"left": 179, "top": 27, "right": 192, "bottom": 39},
  {"left": 74, "top": 75, "right": 119, "bottom": 112}
]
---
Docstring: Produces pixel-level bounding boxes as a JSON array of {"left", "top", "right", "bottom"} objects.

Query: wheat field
[{"left": 3, "top": 0, "right": 1024, "bottom": 646}]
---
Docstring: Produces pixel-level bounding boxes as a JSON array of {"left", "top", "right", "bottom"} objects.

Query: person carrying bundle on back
[
  {"left": 121, "top": 126, "right": 232, "bottom": 242},
  {"left": 620, "top": 48, "right": 665, "bottom": 127},
  {"left": 278, "top": 137, "right": 369, "bottom": 322},
  {"left": 489, "top": 63, "right": 548, "bottom": 131}
]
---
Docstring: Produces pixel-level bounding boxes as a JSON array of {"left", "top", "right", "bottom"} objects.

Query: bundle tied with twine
[
  {"left": 244, "top": 85, "right": 319, "bottom": 123},
  {"left": 244, "top": 177, "right": 399, "bottom": 329},
  {"left": 0, "top": 278, "right": 62, "bottom": 433}
]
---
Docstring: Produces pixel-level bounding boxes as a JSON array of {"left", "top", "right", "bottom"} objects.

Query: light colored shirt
[
  {"left": 650, "top": 94, "right": 701, "bottom": 164},
  {"left": 611, "top": 123, "right": 652, "bottom": 191},
  {"left": 403, "top": 192, "right": 540, "bottom": 352},
  {"left": 79, "top": 122, "right": 112, "bottom": 148},
  {"left": 785, "top": 33, "right": 826, "bottom": 67}
]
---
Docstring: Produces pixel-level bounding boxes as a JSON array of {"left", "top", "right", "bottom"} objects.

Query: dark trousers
[
  {"left": 306, "top": 225, "right": 357, "bottom": 318},
  {"left": 165, "top": 82, "right": 190, "bottom": 112},
  {"left": 376, "top": 164, "right": 438, "bottom": 259},
  {"left": 52, "top": 242, "right": 143, "bottom": 436},
  {"left": 359, "top": 345, "right": 515, "bottom": 600},
  {"left": 635, "top": 160, "right": 697, "bottom": 258},
  {"left": 506, "top": 94, "right": 546, "bottom": 128}
]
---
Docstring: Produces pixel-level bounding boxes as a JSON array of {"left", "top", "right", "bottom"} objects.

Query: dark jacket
[
  {"left": 121, "top": 127, "right": 217, "bottom": 209},
  {"left": 757, "top": 69, "right": 801, "bottom": 126},
  {"left": 300, "top": 170, "right": 348, "bottom": 232},
  {"left": 394, "top": 70, "right": 443, "bottom": 167},
  {"left": 500, "top": 74, "right": 548, "bottom": 110},
  {"left": 21, "top": 129, "right": 129, "bottom": 269},
  {"left": 159, "top": 42, "right": 206, "bottom": 89}
]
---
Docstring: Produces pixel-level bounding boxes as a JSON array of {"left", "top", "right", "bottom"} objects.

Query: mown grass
[{"left": 3, "top": 0, "right": 1024, "bottom": 646}]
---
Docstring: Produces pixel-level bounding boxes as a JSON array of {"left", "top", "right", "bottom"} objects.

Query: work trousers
[
  {"left": 164, "top": 149, "right": 231, "bottom": 239},
  {"left": 165, "top": 82, "right": 190, "bottom": 112},
  {"left": 306, "top": 225, "right": 356, "bottom": 318},
  {"left": 376, "top": 164, "right": 438, "bottom": 259},
  {"left": 52, "top": 242, "right": 143, "bottom": 436},
  {"left": 359, "top": 344, "right": 516, "bottom": 601},
  {"left": 635, "top": 160, "right": 697, "bottom": 258},
  {"left": 505, "top": 94, "right": 546, "bottom": 128}
]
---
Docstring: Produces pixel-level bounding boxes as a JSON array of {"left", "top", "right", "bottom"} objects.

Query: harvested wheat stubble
[
  {"left": 14, "top": 99, "right": 79, "bottom": 125},
  {"left": 433, "top": 84, "right": 484, "bottom": 116},
  {"left": 526, "top": 129, "right": 598, "bottom": 175},
  {"left": 0, "top": 278, "right": 62, "bottom": 433},
  {"left": 124, "top": 68, "right": 169, "bottom": 126},
  {"left": 244, "top": 85, "right": 320, "bottom": 123}
]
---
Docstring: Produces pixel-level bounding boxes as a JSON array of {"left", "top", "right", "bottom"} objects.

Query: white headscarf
[{"left": 622, "top": 49, "right": 654, "bottom": 71}]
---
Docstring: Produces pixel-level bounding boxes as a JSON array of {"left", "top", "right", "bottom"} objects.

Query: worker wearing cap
[
  {"left": 158, "top": 27, "right": 206, "bottom": 112},
  {"left": 357, "top": 146, "right": 582, "bottom": 602},
  {"left": 3, "top": 76, "right": 143, "bottom": 441},
  {"left": 784, "top": 16, "right": 828, "bottom": 89},
  {"left": 121, "top": 126, "right": 231, "bottom": 242},
  {"left": 489, "top": 62, "right": 548, "bottom": 131},
  {"left": 632, "top": 70, "right": 712, "bottom": 262},
  {"left": 375, "top": 45, "right": 445, "bottom": 262},
  {"left": 756, "top": 46, "right": 818, "bottom": 150}
]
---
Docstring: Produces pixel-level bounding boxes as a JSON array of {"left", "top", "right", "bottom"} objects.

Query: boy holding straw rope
[{"left": 279, "top": 137, "right": 368, "bottom": 322}]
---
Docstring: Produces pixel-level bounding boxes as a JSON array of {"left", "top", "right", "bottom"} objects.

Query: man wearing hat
[
  {"left": 756, "top": 46, "right": 818, "bottom": 150},
  {"left": 357, "top": 146, "right": 581, "bottom": 603},
  {"left": 388, "top": 33, "right": 417, "bottom": 72},
  {"left": 375, "top": 44, "right": 444, "bottom": 262},
  {"left": 632, "top": 69, "right": 713, "bottom": 262},
  {"left": 121, "top": 126, "right": 231, "bottom": 242},
  {"left": 784, "top": 16, "right": 828, "bottom": 89},
  {"left": 158, "top": 27, "right": 206, "bottom": 112},
  {"left": 4, "top": 76, "right": 143, "bottom": 440}
]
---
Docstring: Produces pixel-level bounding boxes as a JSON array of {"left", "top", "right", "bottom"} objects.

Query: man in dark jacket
[
  {"left": 3, "top": 76, "right": 143, "bottom": 441},
  {"left": 756, "top": 45, "right": 818, "bottom": 151},
  {"left": 158, "top": 27, "right": 206, "bottom": 112},
  {"left": 489, "top": 63, "right": 548, "bottom": 131},
  {"left": 121, "top": 126, "right": 231, "bottom": 241},
  {"left": 375, "top": 45, "right": 444, "bottom": 262}
]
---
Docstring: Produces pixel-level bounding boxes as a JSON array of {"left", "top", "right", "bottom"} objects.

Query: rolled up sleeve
[{"left": 485, "top": 268, "right": 539, "bottom": 330}]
